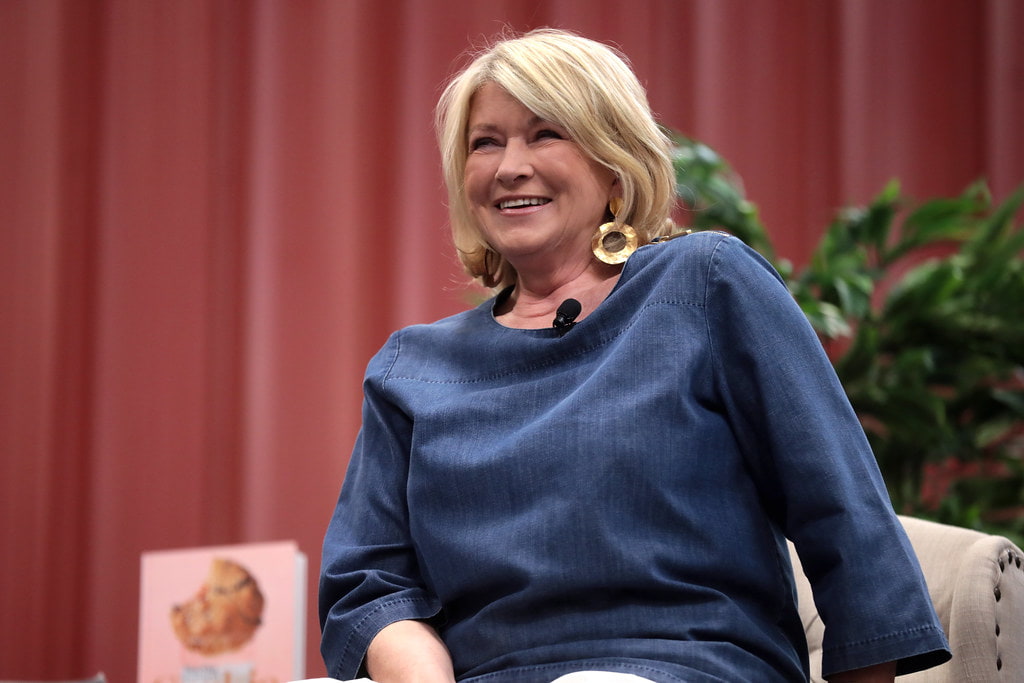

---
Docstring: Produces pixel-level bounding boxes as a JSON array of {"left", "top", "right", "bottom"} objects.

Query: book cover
[{"left": 138, "top": 541, "right": 307, "bottom": 683}]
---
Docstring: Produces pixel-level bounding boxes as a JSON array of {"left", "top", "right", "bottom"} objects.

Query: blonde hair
[{"left": 436, "top": 28, "right": 676, "bottom": 289}]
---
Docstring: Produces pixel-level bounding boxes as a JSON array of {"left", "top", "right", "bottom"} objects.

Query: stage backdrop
[{"left": 2, "top": 0, "right": 1021, "bottom": 680}]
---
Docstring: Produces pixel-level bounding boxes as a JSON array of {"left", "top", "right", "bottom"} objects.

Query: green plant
[
  {"left": 673, "top": 134, "right": 1024, "bottom": 543},
  {"left": 670, "top": 132, "right": 777, "bottom": 264}
]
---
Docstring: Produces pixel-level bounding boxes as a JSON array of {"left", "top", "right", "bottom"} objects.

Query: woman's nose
[{"left": 495, "top": 139, "right": 533, "bottom": 185}]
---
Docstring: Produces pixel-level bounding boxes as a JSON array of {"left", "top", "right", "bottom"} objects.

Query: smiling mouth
[{"left": 497, "top": 197, "right": 551, "bottom": 210}]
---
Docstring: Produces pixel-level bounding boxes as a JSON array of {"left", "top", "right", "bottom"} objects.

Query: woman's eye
[
  {"left": 470, "top": 137, "right": 498, "bottom": 150},
  {"left": 536, "top": 129, "right": 563, "bottom": 140}
]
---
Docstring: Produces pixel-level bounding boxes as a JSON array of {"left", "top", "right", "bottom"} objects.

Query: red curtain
[{"left": 1, "top": 1, "right": 1021, "bottom": 680}]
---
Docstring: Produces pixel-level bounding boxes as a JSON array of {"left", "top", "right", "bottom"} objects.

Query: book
[{"left": 138, "top": 541, "right": 307, "bottom": 683}]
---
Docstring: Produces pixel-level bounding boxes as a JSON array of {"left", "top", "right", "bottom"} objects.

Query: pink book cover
[{"left": 138, "top": 541, "right": 307, "bottom": 683}]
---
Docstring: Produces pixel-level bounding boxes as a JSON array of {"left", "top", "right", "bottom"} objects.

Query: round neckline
[
  {"left": 487, "top": 287, "right": 558, "bottom": 335},
  {"left": 485, "top": 250, "right": 639, "bottom": 334}
]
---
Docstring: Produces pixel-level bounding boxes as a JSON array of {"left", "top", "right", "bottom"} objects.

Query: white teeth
[{"left": 498, "top": 197, "right": 550, "bottom": 210}]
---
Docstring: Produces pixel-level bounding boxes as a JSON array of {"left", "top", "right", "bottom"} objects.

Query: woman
[{"left": 319, "top": 29, "right": 951, "bottom": 683}]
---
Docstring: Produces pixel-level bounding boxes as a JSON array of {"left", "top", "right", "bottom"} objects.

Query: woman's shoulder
[
  {"left": 399, "top": 296, "right": 496, "bottom": 343},
  {"left": 643, "top": 229, "right": 763, "bottom": 265},
  {"left": 364, "top": 298, "right": 497, "bottom": 380},
  {"left": 632, "top": 230, "right": 782, "bottom": 289},
  {"left": 623, "top": 230, "right": 742, "bottom": 287}
]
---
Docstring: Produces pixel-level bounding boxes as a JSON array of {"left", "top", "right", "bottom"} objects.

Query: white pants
[
  {"left": 552, "top": 675, "right": 656, "bottom": 682},
  {"left": 297, "top": 674, "right": 656, "bottom": 683}
]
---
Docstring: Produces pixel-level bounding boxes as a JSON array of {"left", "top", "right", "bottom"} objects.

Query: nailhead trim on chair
[{"left": 994, "top": 548, "right": 1022, "bottom": 675}]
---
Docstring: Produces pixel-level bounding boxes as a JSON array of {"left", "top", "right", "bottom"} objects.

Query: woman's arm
[
  {"left": 366, "top": 620, "right": 456, "bottom": 683},
  {"left": 320, "top": 334, "right": 445, "bottom": 678},
  {"left": 703, "top": 236, "right": 950, "bottom": 676},
  {"left": 829, "top": 660, "right": 896, "bottom": 682}
]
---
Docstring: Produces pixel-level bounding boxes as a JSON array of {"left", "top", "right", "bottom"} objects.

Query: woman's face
[{"left": 463, "top": 82, "right": 616, "bottom": 273}]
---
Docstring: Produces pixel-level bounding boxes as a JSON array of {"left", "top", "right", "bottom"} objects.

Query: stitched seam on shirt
[
  {"left": 821, "top": 623, "right": 943, "bottom": 654},
  {"left": 381, "top": 330, "right": 403, "bottom": 381},
  {"left": 466, "top": 660, "right": 687, "bottom": 682},
  {"left": 701, "top": 238, "right": 728, "bottom": 384},
  {"left": 385, "top": 299, "right": 704, "bottom": 385},
  {"left": 339, "top": 596, "right": 429, "bottom": 669}
]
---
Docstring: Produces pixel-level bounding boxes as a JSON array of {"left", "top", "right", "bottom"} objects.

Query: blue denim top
[{"left": 320, "top": 233, "right": 950, "bottom": 682}]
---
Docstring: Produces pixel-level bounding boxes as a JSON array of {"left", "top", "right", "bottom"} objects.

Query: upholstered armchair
[{"left": 790, "top": 516, "right": 1024, "bottom": 681}]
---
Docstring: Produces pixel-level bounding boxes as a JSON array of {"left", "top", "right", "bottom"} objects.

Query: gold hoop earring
[
  {"left": 483, "top": 247, "right": 501, "bottom": 273},
  {"left": 591, "top": 198, "right": 638, "bottom": 265}
]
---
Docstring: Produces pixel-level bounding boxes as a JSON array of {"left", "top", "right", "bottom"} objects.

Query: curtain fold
[{"left": 1, "top": 1, "right": 1020, "bottom": 680}]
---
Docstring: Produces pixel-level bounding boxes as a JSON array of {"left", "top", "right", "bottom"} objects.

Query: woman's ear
[{"left": 608, "top": 176, "right": 623, "bottom": 209}]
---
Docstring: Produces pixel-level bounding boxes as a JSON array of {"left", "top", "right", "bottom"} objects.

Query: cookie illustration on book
[{"left": 170, "top": 557, "right": 265, "bottom": 655}]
